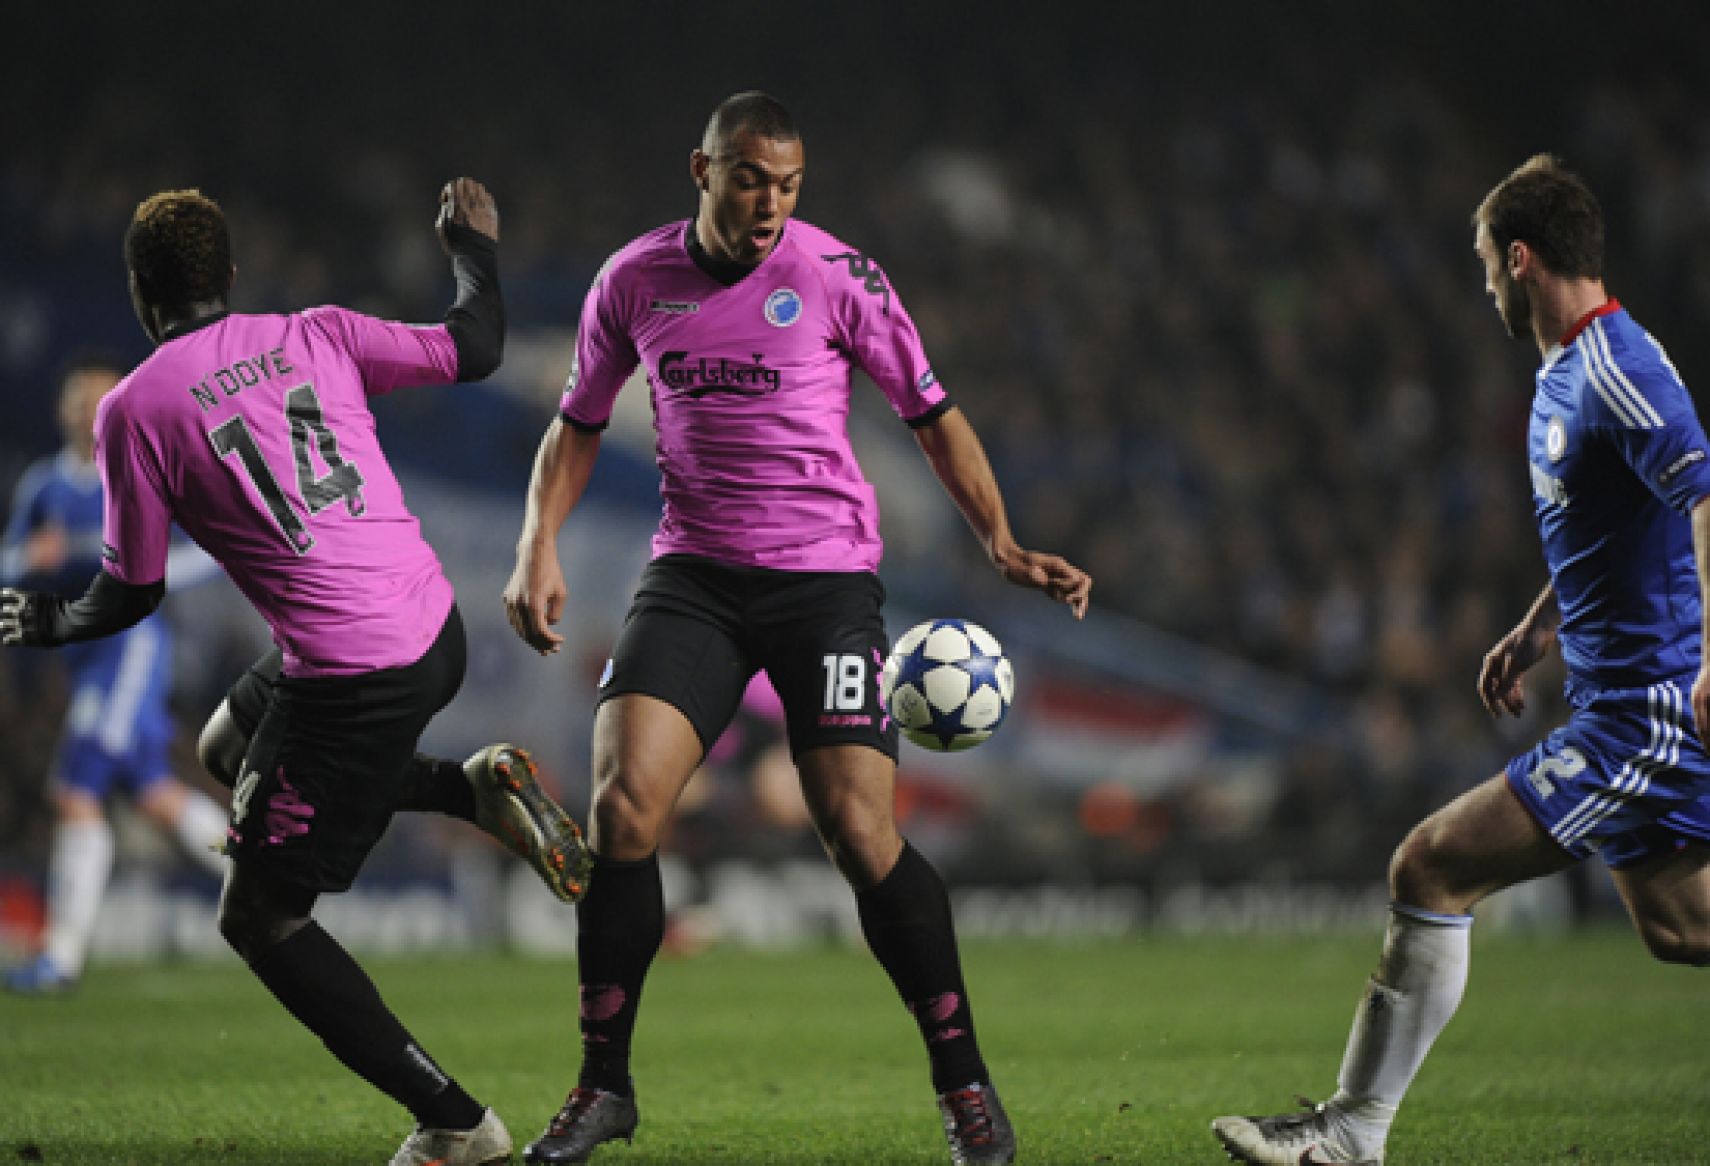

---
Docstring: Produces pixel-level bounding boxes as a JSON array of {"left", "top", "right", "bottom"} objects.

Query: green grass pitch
[{"left": 3, "top": 929, "right": 1707, "bottom": 1164}]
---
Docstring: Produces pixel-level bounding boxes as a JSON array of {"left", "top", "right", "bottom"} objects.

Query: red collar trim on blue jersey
[{"left": 1560, "top": 298, "right": 1620, "bottom": 347}]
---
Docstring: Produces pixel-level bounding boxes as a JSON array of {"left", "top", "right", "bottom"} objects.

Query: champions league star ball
[{"left": 880, "top": 619, "right": 1014, "bottom": 751}]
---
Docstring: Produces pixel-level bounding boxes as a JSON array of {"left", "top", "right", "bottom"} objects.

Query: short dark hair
[
  {"left": 58, "top": 349, "right": 129, "bottom": 389},
  {"left": 702, "top": 91, "right": 799, "bottom": 159},
  {"left": 1475, "top": 154, "right": 1604, "bottom": 280},
  {"left": 124, "top": 189, "right": 232, "bottom": 306}
]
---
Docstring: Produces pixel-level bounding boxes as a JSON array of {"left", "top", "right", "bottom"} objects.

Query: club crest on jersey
[
  {"left": 764, "top": 287, "right": 803, "bottom": 328},
  {"left": 1546, "top": 416, "right": 1568, "bottom": 462}
]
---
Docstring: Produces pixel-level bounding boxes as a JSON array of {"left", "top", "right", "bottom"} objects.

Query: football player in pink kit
[
  {"left": 1, "top": 180, "right": 591, "bottom": 1166},
  {"left": 504, "top": 92, "right": 1092, "bottom": 1165}
]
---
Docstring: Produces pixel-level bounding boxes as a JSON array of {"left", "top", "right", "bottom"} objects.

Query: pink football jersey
[
  {"left": 96, "top": 307, "right": 461, "bottom": 677},
  {"left": 561, "top": 219, "right": 948, "bottom": 572}
]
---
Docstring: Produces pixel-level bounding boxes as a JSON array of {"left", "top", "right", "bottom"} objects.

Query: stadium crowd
[{"left": 5, "top": 4, "right": 1710, "bottom": 896}]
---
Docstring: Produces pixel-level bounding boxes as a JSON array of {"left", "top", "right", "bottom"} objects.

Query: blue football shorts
[
  {"left": 52, "top": 623, "right": 175, "bottom": 800},
  {"left": 1506, "top": 677, "right": 1710, "bottom": 869}
]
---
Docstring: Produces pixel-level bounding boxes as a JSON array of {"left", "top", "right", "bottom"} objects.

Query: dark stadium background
[{"left": 5, "top": 0, "right": 1709, "bottom": 957}]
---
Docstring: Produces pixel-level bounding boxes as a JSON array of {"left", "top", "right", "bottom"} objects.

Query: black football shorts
[
  {"left": 221, "top": 606, "right": 466, "bottom": 892},
  {"left": 602, "top": 555, "right": 899, "bottom": 762}
]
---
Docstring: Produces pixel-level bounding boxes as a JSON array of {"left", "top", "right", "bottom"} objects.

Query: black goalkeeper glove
[{"left": 0, "top": 587, "right": 60, "bottom": 647}]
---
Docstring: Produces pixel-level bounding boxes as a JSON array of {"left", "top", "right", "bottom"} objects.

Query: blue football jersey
[
  {"left": 2, "top": 450, "right": 109, "bottom": 592},
  {"left": 3, "top": 448, "right": 177, "bottom": 693},
  {"left": 1527, "top": 302, "right": 1710, "bottom": 698}
]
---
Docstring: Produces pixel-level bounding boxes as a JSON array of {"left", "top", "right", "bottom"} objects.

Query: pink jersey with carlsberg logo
[
  {"left": 560, "top": 219, "right": 948, "bottom": 572},
  {"left": 96, "top": 308, "right": 460, "bottom": 677}
]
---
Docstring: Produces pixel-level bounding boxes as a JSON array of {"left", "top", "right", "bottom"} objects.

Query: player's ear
[
  {"left": 1508, "top": 240, "right": 1528, "bottom": 280},
  {"left": 690, "top": 149, "right": 711, "bottom": 193}
]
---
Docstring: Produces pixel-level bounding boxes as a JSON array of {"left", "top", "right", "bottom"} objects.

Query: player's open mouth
[{"left": 751, "top": 227, "right": 776, "bottom": 246}]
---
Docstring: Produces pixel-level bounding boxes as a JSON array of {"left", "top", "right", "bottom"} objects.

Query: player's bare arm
[
  {"left": 436, "top": 176, "right": 499, "bottom": 249},
  {"left": 504, "top": 421, "right": 603, "bottom": 654},
  {"left": 1478, "top": 581, "right": 1560, "bottom": 718},
  {"left": 912, "top": 406, "right": 1092, "bottom": 619}
]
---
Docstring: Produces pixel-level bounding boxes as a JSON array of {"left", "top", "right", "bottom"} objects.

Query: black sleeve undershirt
[
  {"left": 442, "top": 221, "right": 504, "bottom": 382},
  {"left": 905, "top": 398, "right": 955, "bottom": 429},
  {"left": 38, "top": 570, "right": 165, "bottom": 646}
]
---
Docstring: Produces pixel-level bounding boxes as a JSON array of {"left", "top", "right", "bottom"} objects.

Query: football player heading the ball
[{"left": 503, "top": 91, "right": 1090, "bottom": 1165}]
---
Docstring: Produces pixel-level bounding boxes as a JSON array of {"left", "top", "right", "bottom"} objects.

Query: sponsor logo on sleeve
[
  {"left": 649, "top": 299, "right": 701, "bottom": 314},
  {"left": 1546, "top": 416, "right": 1567, "bottom": 462},
  {"left": 1659, "top": 448, "right": 1707, "bottom": 489},
  {"left": 1530, "top": 461, "right": 1569, "bottom": 507}
]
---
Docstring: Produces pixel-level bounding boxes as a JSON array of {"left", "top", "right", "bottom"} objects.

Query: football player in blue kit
[
  {"left": 1213, "top": 155, "right": 1710, "bottom": 1164},
  {"left": 3, "top": 356, "right": 229, "bottom": 994}
]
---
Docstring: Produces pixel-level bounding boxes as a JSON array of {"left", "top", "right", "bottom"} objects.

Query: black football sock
[
  {"left": 575, "top": 852, "right": 666, "bottom": 1095},
  {"left": 247, "top": 921, "right": 485, "bottom": 1129},
  {"left": 857, "top": 841, "right": 990, "bottom": 1093},
  {"left": 396, "top": 754, "right": 476, "bottom": 822}
]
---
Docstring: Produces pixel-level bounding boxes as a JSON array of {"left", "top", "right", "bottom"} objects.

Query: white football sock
[
  {"left": 1327, "top": 902, "right": 1473, "bottom": 1152},
  {"left": 172, "top": 789, "right": 231, "bottom": 876},
  {"left": 42, "top": 818, "right": 116, "bottom": 976}
]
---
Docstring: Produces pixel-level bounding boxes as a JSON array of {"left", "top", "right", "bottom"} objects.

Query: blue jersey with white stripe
[{"left": 1528, "top": 302, "right": 1710, "bottom": 698}]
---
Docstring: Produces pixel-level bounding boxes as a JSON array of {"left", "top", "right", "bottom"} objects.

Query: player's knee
[
  {"left": 817, "top": 813, "right": 899, "bottom": 889},
  {"left": 215, "top": 895, "right": 266, "bottom": 959},
  {"left": 197, "top": 705, "right": 245, "bottom": 790},
  {"left": 590, "top": 782, "right": 660, "bottom": 860},
  {"left": 216, "top": 876, "right": 311, "bottom": 962},
  {"left": 1638, "top": 920, "right": 1710, "bottom": 967},
  {"left": 136, "top": 780, "right": 185, "bottom": 827},
  {"left": 1387, "top": 821, "right": 1455, "bottom": 909},
  {"left": 216, "top": 897, "right": 307, "bottom": 962}
]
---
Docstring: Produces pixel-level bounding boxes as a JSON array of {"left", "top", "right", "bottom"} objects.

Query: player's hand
[
  {"left": 503, "top": 545, "right": 567, "bottom": 655},
  {"left": 21, "top": 525, "right": 69, "bottom": 574},
  {"left": 993, "top": 545, "right": 1092, "bottom": 619},
  {"left": 436, "top": 177, "right": 499, "bottom": 251},
  {"left": 0, "top": 588, "right": 50, "bottom": 647},
  {"left": 1692, "top": 662, "right": 1710, "bottom": 748},
  {"left": 1478, "top": 621, "right": 1549, "bottom": 717}
]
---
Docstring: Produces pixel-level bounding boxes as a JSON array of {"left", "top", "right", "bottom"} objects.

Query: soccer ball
[{"left": 880, "top": 618, "right": 1014, "bottom": 751}]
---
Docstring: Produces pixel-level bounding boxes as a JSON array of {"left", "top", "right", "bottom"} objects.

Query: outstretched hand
[
  {"left": 0, "top": 588, "right": 47, "bottom": 646},
  {"left": 436, "top": 177, "right": 499, "bottom": 251},
  {"left": 994, "top": 546, "right": 1092, "bottom": 619}
]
